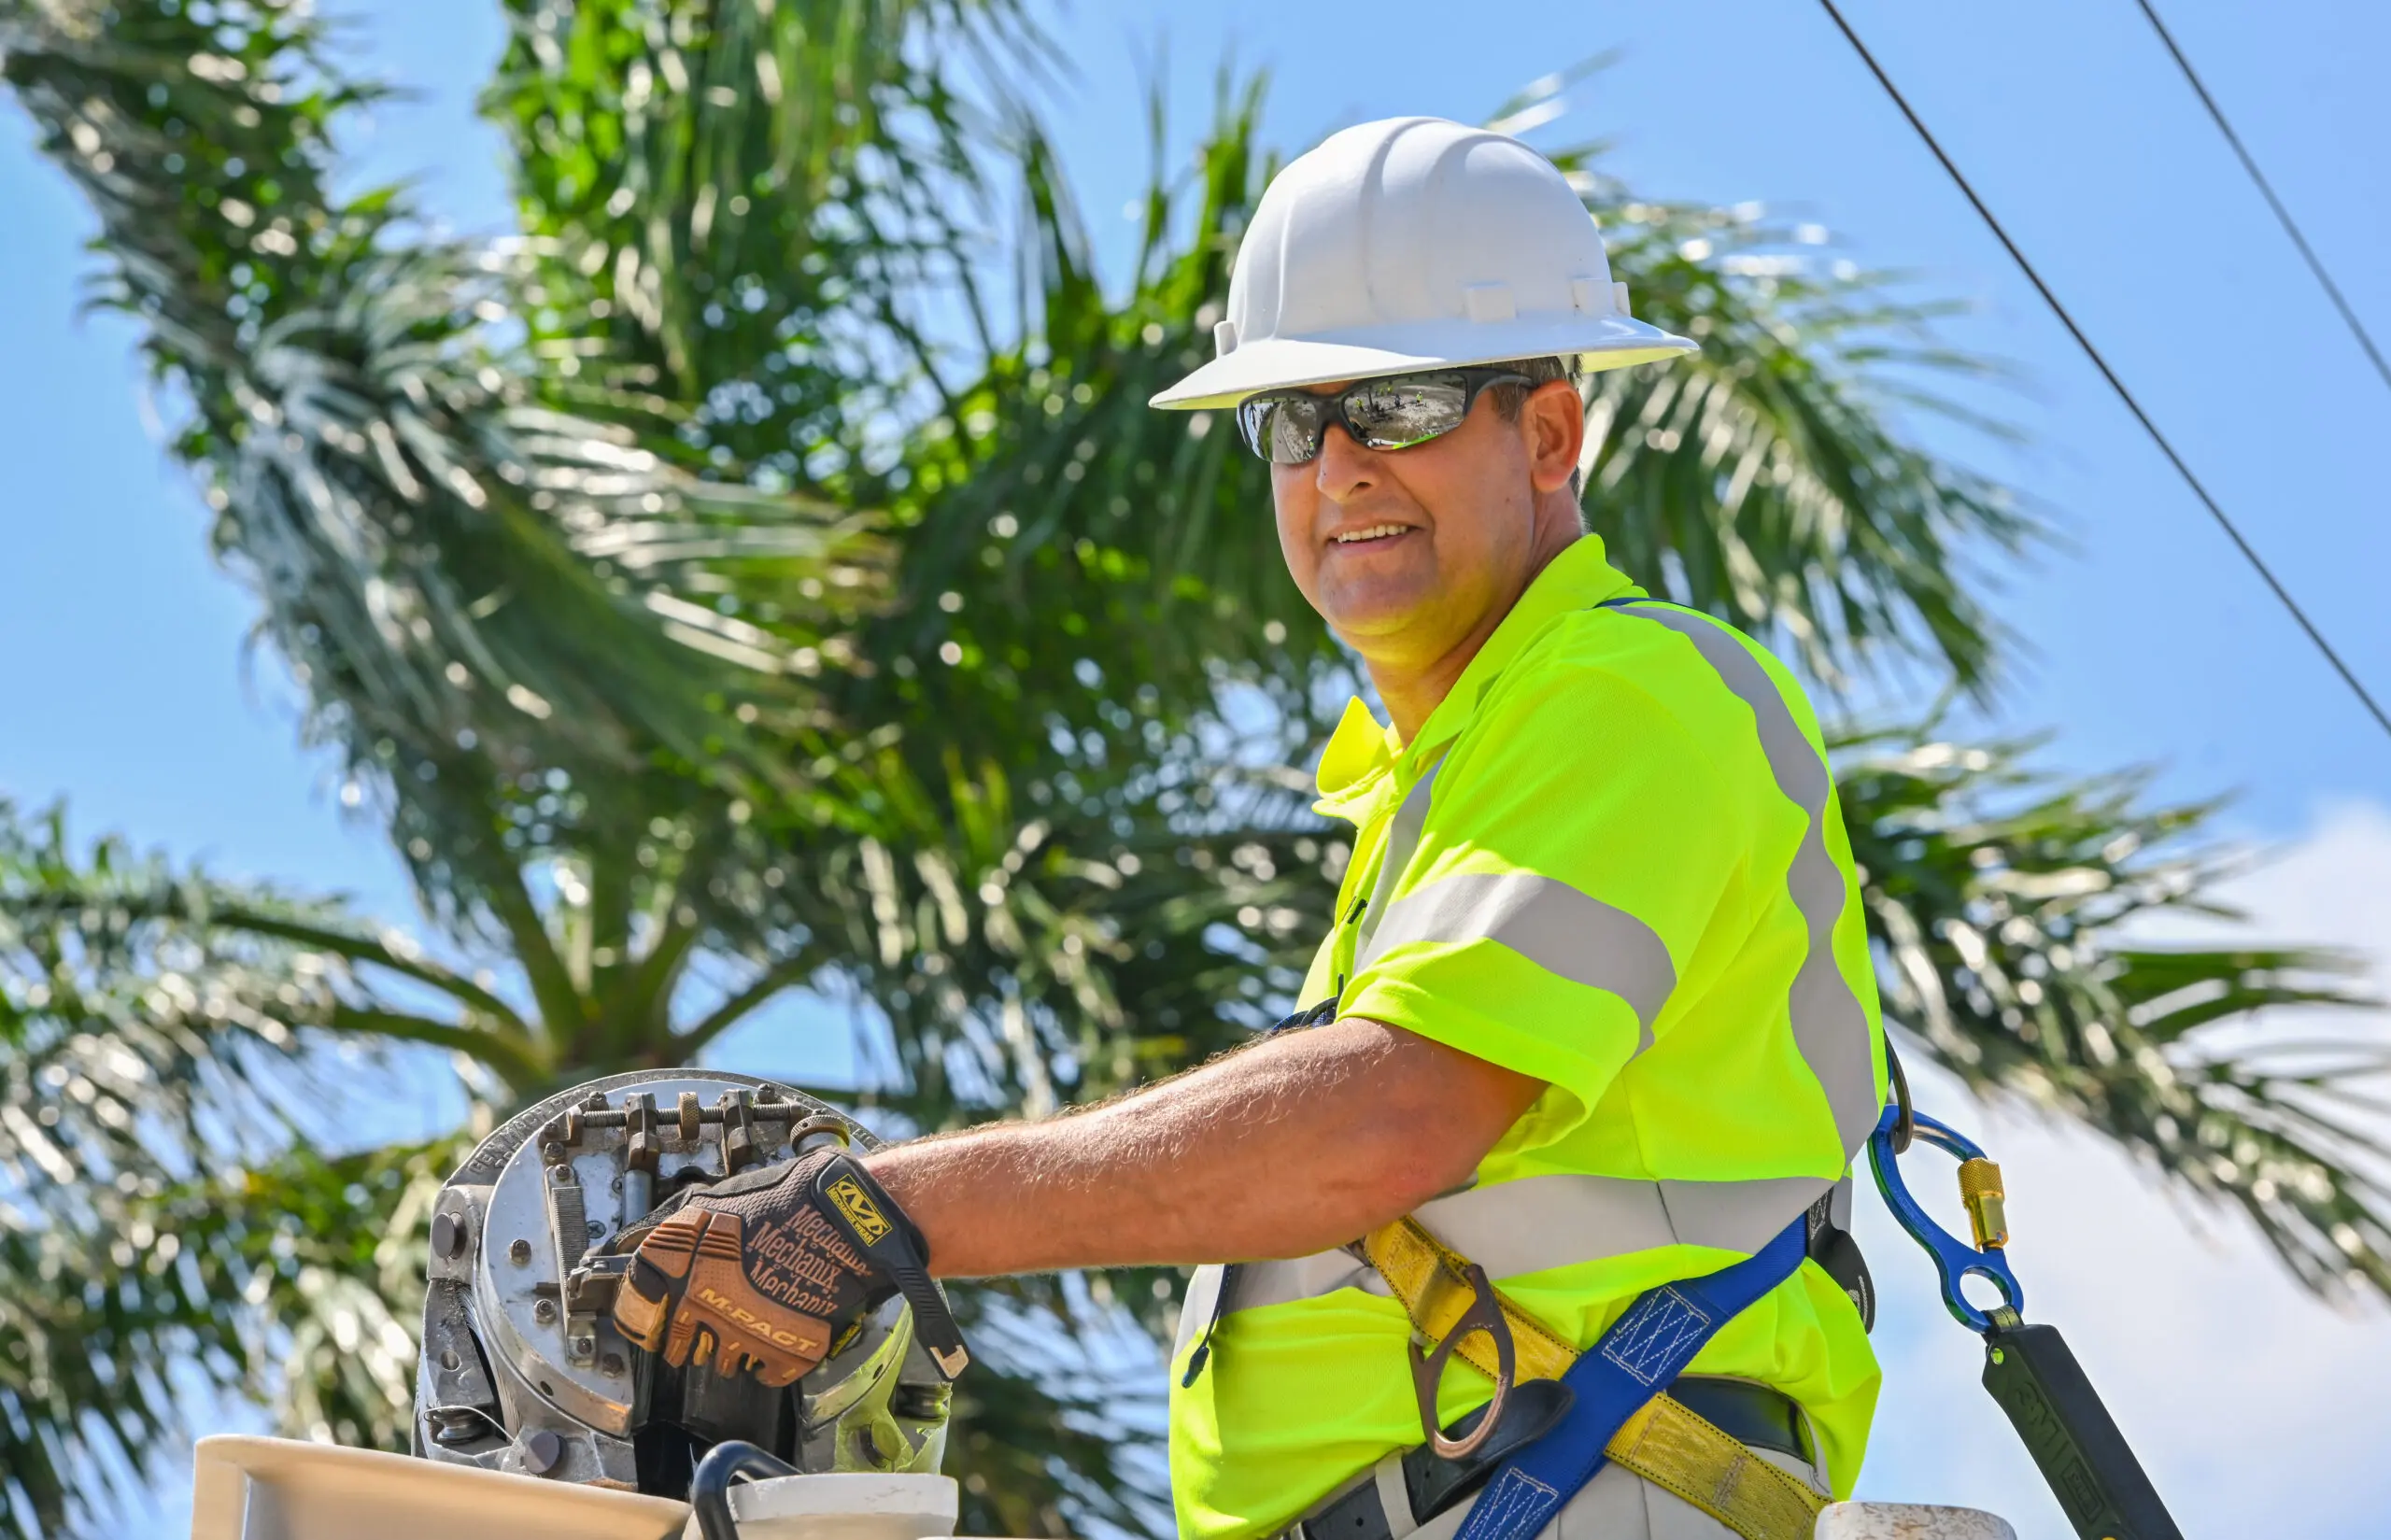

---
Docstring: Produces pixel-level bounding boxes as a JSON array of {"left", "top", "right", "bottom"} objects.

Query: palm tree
[{"left": 0, "top": 3, "right": 2378, "bottom": 1536}]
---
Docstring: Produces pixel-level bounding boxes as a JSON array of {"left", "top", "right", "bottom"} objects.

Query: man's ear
[{"left": 1522, "top": 379, "right": 1586, "bottom": 495}]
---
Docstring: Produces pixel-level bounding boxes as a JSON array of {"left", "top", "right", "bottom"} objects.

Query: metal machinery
[{"left": 411, "top": 1068, "right": 954, "bottom": 1498}]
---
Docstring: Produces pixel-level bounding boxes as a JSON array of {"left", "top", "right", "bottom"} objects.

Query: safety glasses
[{"left": 1234, "top": 368, "right": 1534, "bottom": 465}]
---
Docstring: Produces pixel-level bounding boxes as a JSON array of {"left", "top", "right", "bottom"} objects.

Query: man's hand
[{"left": 612, "top": 1148, "right": 922, "bottom": 1387}]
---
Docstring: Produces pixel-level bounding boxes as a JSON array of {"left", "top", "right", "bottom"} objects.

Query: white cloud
[{"left": 1851, "top": 800, "right": 2391, "bottom": 1537}]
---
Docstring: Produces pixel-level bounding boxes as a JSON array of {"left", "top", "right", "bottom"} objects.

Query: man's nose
[{"left": 1312, "top": 424, "right": 1377, "bottom": 503}]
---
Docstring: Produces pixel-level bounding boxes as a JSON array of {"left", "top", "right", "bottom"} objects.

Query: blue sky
[{"left": 4, "top": 0, "right": 2388, "bottom": 1534}]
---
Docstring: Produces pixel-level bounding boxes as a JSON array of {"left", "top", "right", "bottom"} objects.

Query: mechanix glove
[{"left": 611, "top": 1148, "right": 966, "bottom": 1388}]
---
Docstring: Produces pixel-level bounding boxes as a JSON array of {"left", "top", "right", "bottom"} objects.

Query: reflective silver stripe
[
  {"left": 1357, "top": 870, "right": 1677, "bottom": 1049},
  {"left": 1352, "top": 751, "right": 1447, "bottom": 962},
  {"left": 1224, "top": 1249, "right": 1386, "bottom": 1314},
  {"left": 1824, "top": 1171, "right": 1854, "bottom": 1232},
  {"left": 1221, "top": 1172, "right": 1834, "bottom": 1316},
  {"left": 1606, "top": 602, "right": 1880, "bottom": 1156},
  {"left": 1414, "top": 1172, "right": 1833, "bottom": 1267}
]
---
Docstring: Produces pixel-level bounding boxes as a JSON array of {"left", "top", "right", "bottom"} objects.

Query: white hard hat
[{"left": 1151, "top": 116, "right": 1695, "bottom": 411}]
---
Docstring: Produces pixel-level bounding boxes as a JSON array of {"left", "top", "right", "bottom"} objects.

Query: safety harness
[
  {"left": 1187, "top": 985, "right": 1839, "bottom": 1540},
  {"left": 1362, "top": 1214, "right": 1826, "bottom": 1540},
  {"left": 1219, "top": 1041, "right": 2190, "bottom": 1540}
]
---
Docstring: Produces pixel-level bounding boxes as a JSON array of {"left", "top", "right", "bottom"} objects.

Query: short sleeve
[{"left": 1337, "top": 627, "right": 1750, "bottom": 1138}]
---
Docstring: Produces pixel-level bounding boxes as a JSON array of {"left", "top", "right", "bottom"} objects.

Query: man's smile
[{"left": 1329, "top": 522, "right": 1415, "bottom": 546}]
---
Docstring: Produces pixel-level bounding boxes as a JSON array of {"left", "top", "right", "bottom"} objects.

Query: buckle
[{"left": 1406, "top": 1260, "right": 1515, "bottom": 1461}]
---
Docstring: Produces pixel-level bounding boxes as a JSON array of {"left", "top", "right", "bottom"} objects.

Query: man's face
[{"left": 1271, "top": 381, "right": 1552, "bottom": 668}]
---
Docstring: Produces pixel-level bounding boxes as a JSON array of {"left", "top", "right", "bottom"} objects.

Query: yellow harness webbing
[{"left": 1363, "top": 1217, "right": 1828, "bottom": 1540}]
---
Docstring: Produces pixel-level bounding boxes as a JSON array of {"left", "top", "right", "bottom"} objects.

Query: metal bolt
[
  {"left": 509, "top": 1238, "right": 532, "bottom": 1266},
  {"left": 438, "top": 1348, "right": 461, "bottom": 1372},
  {"left": 520, "top": 1428, "right": 563, "bottom": 1476},
  {"left": 541, "top": 1140, "right": 567, "bottom": 1165},
  {"left": 599, "top": 1352, "right": 626, "bottom": 1378},
  {"left": 429, "top": 1407, "right": 484, "bottom": 1448},
  {"left": 431, "top": 1211, "right": 465, "bottom": 1259},
  {"left": 570, "top": 1334, "right": 597, "bottom": 1359},
  {"left": 586, "top": 1220, "right": 605, "bottom": 1241},
  {"left": 533, "top": 1298, "right": 559, "bottom": 1325}
]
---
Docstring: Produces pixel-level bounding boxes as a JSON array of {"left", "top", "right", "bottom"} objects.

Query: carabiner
[{"left": 1865, "top": 1104, "right": 2024, "bottom": 1335}]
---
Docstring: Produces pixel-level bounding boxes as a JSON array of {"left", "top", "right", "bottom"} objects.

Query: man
[{"left": 612, "top": 117, "right": 1888, "bottom": 1540}]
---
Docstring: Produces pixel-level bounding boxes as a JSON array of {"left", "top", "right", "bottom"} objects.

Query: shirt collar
[
  {"left": 1313, "top": 695, "right": 1402, "bottom": 824},
  {"left": 1310, "top": 534, "right": 1642, "bottom": 819}
]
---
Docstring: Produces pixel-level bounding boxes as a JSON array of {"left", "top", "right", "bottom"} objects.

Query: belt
[{"left": 1286, "top": 1378, "right": 1812, "bottom": 1540}]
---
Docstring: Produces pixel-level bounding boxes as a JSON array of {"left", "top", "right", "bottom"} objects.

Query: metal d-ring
[
  {"left": 1885, "top": 1039, "right": 1917, "bottom": 1155},
  {"left": 1866, "top": 1103, "right": 2025, "bottom": 1334},
  {"left": 1408, "top": 1262, "right": 1516, "bottom": 1461}
]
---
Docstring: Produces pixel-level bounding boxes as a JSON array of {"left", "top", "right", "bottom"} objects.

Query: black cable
[
  {"left": 2132, "top": 0, "right": 2391, "bottom": 398},
  {"left": 690, "top": 1440, "right": 800, "bottom": 1540},
  {"left": 1814, "top": 0, "right": 2391, "bottom": 744}
]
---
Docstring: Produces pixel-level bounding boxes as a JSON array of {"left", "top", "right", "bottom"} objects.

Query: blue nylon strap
[{"left": 1450, "top": 1217, "right": 1811, "bottom": 1540}]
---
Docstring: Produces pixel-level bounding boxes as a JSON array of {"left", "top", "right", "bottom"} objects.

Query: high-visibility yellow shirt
[{"left": 1167, "top": 535, "right": 1887, "bottom": 1540}]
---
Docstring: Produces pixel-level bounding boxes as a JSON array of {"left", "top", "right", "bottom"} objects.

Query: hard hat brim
[{"left": 1148, "top": 314, "right": 1697, "bottom": 411}]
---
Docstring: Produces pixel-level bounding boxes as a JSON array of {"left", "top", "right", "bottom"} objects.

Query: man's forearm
[{"left": 864, "top": 1016, "right": 1542, "bottom": 1278}]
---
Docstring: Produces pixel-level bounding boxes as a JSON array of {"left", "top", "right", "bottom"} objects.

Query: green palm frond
[
  {"left": 0, "top": 799, "right": 326, "bottom": 1176},
  {"left": 0, "top": 797, "right": 553, "bottom": 1091},
  {"left": 869, "top": 82, "right": 1330, "bottom": 751},
  {"left": 490, "top": 0, "right": 1011, "bottom": 365},
  {"left": 2, "top": 0, "right": 879, "bottom": 843},
  {"left": 1578, "top": 191, "right": 2034, "bottom": 699},
  {"left": 487, "top": 0, "right": 1037, "bottom": 479},
  {"left": 0, "top": 1208, "right": 213, "bottom": 1535},
  {"left": 1838, "top": 728, "right": 2388, "bottom": 1293},
  {"left": 228, "top": 241, "right": 881, "bottom": 780},
  {"left": 0, "top": 797, "right": 330, "bottom": 1533},
  {"left": 942, "top": 1286, "right": 1171, "bottom": 1540},
  {"left": 1478, "top": 65, "right": 2044, "bottom": 699},
  {"left": 783, "top": 753, "right": 1331, "bottom": 1130},
  {"left": 171, "top": 1135, "right": 468, "bottom": 1450}
]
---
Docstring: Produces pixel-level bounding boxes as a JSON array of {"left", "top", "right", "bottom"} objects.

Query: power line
[
  {"left": 2132, "top": 0, "right": 2391, "bottom": 398},
  {"left": 1813, "top": 0, "right": 2391, "bottom": 745}
]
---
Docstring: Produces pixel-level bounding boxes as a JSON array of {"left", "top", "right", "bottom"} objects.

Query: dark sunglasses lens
[
  {"left": 1238, "top": 395, "right": 1326, "bottom": 464},
  {"left": 1345, "top": 375, "right": 1470, "bottom": 450}
]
